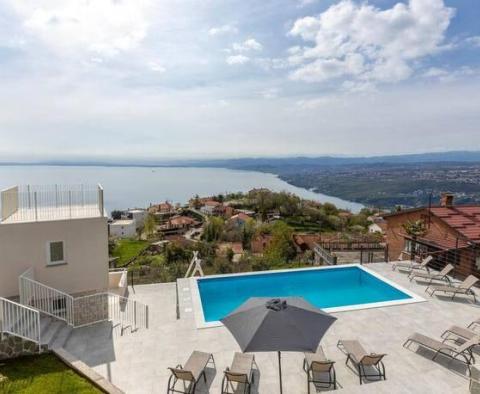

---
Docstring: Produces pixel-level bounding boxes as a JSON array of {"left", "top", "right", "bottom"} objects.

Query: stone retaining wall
[
  {"left": 0, "top": 333, "right": 41, "bottom": 360},
  {"left": 73, "top": 294, "right": 109, "bottom": 327}
]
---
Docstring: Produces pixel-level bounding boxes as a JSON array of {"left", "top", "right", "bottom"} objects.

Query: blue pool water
[{"left": 197, "top": 266, "right": 411, "bottom": 322}]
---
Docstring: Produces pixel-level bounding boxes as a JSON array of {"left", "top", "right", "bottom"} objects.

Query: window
[{"left": 47, "top": 241, "right": 65, "bottom": 265}]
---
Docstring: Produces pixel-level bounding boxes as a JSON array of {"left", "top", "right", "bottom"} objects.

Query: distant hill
[{"left": 1, "top": 151, "right": 480, "bottom": 169}]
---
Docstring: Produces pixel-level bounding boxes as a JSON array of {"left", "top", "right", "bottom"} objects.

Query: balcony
[{"left": 0, "top": 184, "right": 105, "bottom": 224}]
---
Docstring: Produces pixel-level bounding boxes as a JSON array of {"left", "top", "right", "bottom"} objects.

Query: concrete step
[
  {"left": 40, "top": 315, "right": 52, "bottom": 333},
  {"left": 40, "top": 320, "right": 64, "bottom": 347},
  {"left": 49, "top": 324, "right": 73, "bottom": 350}
]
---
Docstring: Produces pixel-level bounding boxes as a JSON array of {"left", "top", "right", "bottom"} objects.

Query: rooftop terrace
[
  {"left": 61, "top": 262, "right": 479, "bottom": 393},
  {"left": 0, "top": 184, "right": 104, "bottom": 224}
]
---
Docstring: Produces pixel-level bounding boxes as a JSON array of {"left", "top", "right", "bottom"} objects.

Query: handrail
[
  {"left": 19, "top": 268, "right": 75, "bottom": 326},
  {"left": 0, "top": 297, "right": 41, "bottom": 346}
]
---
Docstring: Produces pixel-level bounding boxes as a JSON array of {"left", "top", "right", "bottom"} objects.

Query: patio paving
[{"left": 63, "top": 263, "right": 479, "bottom": 393}]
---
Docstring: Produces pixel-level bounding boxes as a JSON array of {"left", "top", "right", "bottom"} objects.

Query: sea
[{"left": 0, "top": 166, "right": 363, "bottom": 213}]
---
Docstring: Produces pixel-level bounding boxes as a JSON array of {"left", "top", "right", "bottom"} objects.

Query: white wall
[
  {"left": 109, "top": 220, "right": 136, "bottom": 238},
  {"left": 0, "top": 217, "right": 109, "bottom": 298}
]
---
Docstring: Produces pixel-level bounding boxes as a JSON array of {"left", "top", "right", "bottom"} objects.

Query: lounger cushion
[{"left": 184, "top": 351, "right": 212, "bottom": 381}]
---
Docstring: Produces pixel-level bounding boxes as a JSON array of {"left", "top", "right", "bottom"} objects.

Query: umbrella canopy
[
  {"left": 221, "top": 297, "right": 337, "bottom": 353},
  {"left": 221, "top": 297, "right": 337, "bottom": 393}
]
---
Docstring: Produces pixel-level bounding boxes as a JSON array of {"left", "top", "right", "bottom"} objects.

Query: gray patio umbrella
[{"left": 221, "top": 297, "right": 337, "bottom": 394}]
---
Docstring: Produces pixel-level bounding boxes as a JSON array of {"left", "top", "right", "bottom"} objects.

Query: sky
[{"left": 0, "top": 0, "right": 479, "bottom": 161}]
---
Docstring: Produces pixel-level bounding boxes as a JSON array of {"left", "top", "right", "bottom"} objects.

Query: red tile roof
[{"left": 429, "top": 206, "right": 480, "bottom": 244}]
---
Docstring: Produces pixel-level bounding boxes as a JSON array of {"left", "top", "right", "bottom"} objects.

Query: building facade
[{"left": 0, "top": 185, "right": 109, "bottom": 298}]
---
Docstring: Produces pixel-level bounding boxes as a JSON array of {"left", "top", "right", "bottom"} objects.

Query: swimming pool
[{"left": 191, "top": 264, "right": 424, "bottom": 328}]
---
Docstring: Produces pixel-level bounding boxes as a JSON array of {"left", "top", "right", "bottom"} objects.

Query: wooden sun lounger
[
  {"left": 222, "top": 353, "right": 255, "bottom": 394},
  {"left": 409, "top": 264, "right": 454, "bottom": 285},
  {"left": 403, "top": 332, "right": 479, "bottom": 369},
  {"left": 392, "top": 255, "right": 433, "bottom": 272},
  {"left": 337, "top": 340, "right": 386, "bottom": 385},
  {"left": 426, "top": 275, "right": 479, "bottom": 303},
  {"left": 303, "top": 346, "right": 336, "bottom": 392},
  {"left": 168, "top": 351, "right": 215, "bottom": 394}
]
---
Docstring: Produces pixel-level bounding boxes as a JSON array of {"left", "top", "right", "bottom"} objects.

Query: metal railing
[
  {"left": 402, "top": 246, "right": 480, "bottom": 281},
  {"left": 313, "top": 243, "right": 337, "bottom": 265},
  {"left": 108, "top": 293, "right": 148, "bottom": 333},
  {"left": 0, "top": 184, "right": 105, "bottom": 222},
  {"left": 19, "top": 268, "right": 75, "bottom": 325},
  {"left": 0, "top": 297, "right": 41, "bottom": 346}
]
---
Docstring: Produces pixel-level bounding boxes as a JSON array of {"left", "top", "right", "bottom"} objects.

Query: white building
[
  {"left": 128, "top": 209, "right": 147, "bottom": 229},
  {"left": 0, "top": 184, "right": 109, "bottom": 298},
  {"left": 109, "top": 219, "right": 137, "bottom": 238}
]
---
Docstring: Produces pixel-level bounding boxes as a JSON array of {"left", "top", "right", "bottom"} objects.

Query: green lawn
[
  {"left": 0, "top": 354, "right": 102, "bottom": 394},
  {"left": 111, "top": 239, "right": 149, "bottom": 266}
]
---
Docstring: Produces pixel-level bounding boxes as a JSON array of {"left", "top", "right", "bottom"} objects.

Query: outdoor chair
[
  {"left": 425, "top": 275, "right": 479, "bottom": 303},
  {"left": 468, "top": 319, "right": 480, "bottom": 331},
  {"left": 403, "top": 332, "right": 480, "bottom": 371},
  {"left": 337, "top": 340, "right": 386, "bottom": 385},
  {"left": 167, "top": 351, "right": 215, "bottom": 394},
  {"left": 441, "top": 325, "right": 479, "bottom": 343},
  {"left": 409, "top": 263, "right": 454, "bottom": 285},
  {"left": 303, "top": 346, "right": 336, "bottom": 392},
  {"left": 221, "top": 352, "right": 256, "bottom": 394},
  {"left": 392, "top": 255, "right": 433, "bottom": 272}
]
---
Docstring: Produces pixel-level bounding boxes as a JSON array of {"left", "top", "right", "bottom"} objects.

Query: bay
[{"left": 0, "top": 166, "right": 363, "bottom": 213}]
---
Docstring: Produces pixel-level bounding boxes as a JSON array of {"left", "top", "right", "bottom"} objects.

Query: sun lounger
[
  {"left": 426, "top": 275, "right": 479, "bottom": 303},
  {"left": 468, "top": 319, "right": 480, "bottom": 330},
  {"left": 409, "top": 264, "right": 454, "bottom": 285},
  {"left": 441, "top": 325, "right": 478, "bottom": 343},
  {"left": 403, "top": 332, "right": 479, "bottom": 368},
  {"left": 392, "top": 255, "right": 433, "bottom": 272},
  {"left": 337, "top": 340, "right": 386, "bottom": 384},
  {"left": 168, "top": 351, "right": 215, "bottom": 394},
  {"left": 221, "top": 352, "right": 255, "bottom": 394},
  {"left": 303, "top": 346, "right": 336, "bottom": 392}
]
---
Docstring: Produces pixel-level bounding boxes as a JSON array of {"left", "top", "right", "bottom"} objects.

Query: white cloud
[
  {"left": 226, "top": 54, "right": 250, "bottom": 65},
  {"left": 9, "top": 0, "right": 150, "bottom": 57},
  {"left": 288, "top": 0, "right": 454, "bottom": 84},
  {"left": 261, "top": 88, "right": 280, "bottom": 99},
  {"left": 297, "top": 0, "right": 318, "bottom": 7},
  {"left": 465, "top": 36, "right": 480, "bottom": 47},
  {"left": 232, "top": 38, "right": 263, "bottom": 52},
  {"left": 422, "top": 66, "right": 480, "bottom": 83},
  {"left": 148, "top": 61, "right": 166, "bottom": 73},
  {"left": 208, "top": 24, "right": 238, "bottom": 36},
  {"left": 423, "top": 67, "right": 449, "bottom": 78},
  {"left": 296, "top": 96, "right": 337, "bottom": 109}
]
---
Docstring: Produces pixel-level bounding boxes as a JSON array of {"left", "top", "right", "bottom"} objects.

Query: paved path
[{"left": 64, "top": 263, "right": 476, "bottom": 393}]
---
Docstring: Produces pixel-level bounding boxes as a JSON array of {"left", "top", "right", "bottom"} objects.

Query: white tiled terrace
[{"left": 64, "top": 263, "right": 479, "bottom": 394}]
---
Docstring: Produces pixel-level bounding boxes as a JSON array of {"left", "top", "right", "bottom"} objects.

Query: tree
[
  {"left": 111, "top": 210, "right": 123, "bottom": 220},
  {"left": 143, "top": 214, "right": 157, "bottom": 239},
  {"left": 226, "top": 248, "right": 234, "bottom": 262},
  {"left": 203, "top": 217, "right": 224, "bottom": 242},
  {"left": 193, "top": 194, "right": 201, "bottom": 210},
  {"left": 264, "top": 221, "right": 296, "bottom": 264},
  {"left": 402, "top": 219, "right": 427, "bottom": 260}
]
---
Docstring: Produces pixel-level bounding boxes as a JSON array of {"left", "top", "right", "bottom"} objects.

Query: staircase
[{"left": 40, "top": 315, "right": 73, "bottom": 350}]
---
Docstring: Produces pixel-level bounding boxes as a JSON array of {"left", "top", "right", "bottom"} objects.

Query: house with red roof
[
  {"left": 383, "top": 193, "right": 480, "bottom": 278},
  {"left": 227, "top": 212, "right": 252, "bottom": 227}
]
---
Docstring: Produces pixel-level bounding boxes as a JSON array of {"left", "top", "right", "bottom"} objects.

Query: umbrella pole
[{"left": 278, "top": 351, "right": 283, "bottom": 394}]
